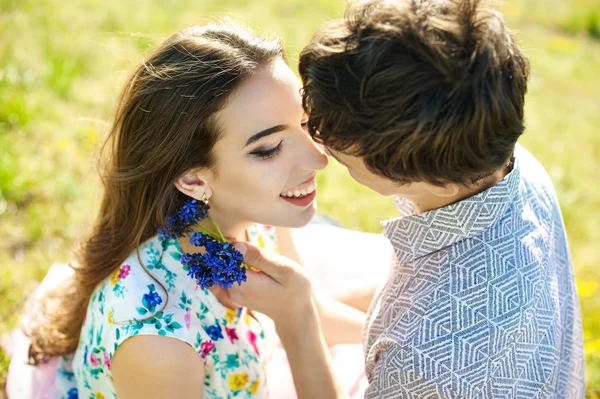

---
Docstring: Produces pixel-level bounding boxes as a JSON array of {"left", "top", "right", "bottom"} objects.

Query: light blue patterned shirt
[{"left": 363, "top": 145, "right": 585, "bottom": 398}]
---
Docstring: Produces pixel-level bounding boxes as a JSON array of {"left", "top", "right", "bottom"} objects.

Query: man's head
[{"left": 299, "top": 0, "right": 530, "bottom": 198}]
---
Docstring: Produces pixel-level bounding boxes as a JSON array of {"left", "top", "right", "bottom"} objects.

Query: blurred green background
[{"left": 1, "top": 0, "right": 599, "bottom": 396}]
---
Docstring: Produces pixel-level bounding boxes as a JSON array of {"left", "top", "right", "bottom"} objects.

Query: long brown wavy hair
[{"left": 24, "top": 22, "right": 285, "bottom": 364}]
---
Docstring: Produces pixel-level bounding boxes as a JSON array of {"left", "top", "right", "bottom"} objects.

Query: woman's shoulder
[
  {"left": 109, "top": 333, "right": 206, "bottom": 397},
  {"left": 84, "top": 236, "right": 207, "bottom": 346},
  {"left": 97, "top": 237, "right": 173, "bottom": 317},
  {"left": 82, "top": 225, "right": 278, "bottom": 351},
  {"left": 72, "top": 279, "right": 218, "bottom": 397}
]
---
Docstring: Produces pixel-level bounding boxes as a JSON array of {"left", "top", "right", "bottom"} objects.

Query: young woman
[{"left": 11, "top": 22, "right": 375, "bottom": 399}]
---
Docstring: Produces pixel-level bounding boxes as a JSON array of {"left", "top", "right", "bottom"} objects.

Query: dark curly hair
[{"left": 299, "top": 0, "right": 530, "bottom": 186}]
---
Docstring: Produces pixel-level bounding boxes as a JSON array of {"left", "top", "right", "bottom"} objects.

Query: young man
[{"left": 294, "top": 0, "right": 585, "bottom": 397}]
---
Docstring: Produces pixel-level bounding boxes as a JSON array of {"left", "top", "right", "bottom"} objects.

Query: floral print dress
[{"left": 55, "top": 225, "right": 278, "bottom": 399}]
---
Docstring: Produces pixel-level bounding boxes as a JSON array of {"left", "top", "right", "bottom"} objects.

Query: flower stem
[
  {"left": 208, "top": 216, "right": 227, "bottom": 242},
  {"left": 192, "top": 217, "right": 227, "bottom": 243},
  {"left": 193, "top": 224, "right": 218, "bottom": 239}
]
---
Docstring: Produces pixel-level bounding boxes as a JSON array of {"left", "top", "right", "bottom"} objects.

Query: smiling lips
[{"left": 280, "top": 177, "right": 317, "bottom": 207}]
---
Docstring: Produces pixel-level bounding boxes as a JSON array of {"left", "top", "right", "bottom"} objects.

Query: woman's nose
[{"left": 300, "top": 132, "right": 329, "bottom": 170}]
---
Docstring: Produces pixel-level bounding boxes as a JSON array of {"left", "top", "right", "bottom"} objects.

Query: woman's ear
[{"left": 175, "top": 170, "right": 213, "bottom": 201}]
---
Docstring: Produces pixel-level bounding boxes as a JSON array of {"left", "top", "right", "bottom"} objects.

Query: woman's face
[{"left": 202, "top": 59, "right": 329, "bottom": 231}]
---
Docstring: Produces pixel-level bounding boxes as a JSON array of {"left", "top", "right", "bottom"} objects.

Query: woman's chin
[
  {"left": 287, "top": 203, "right": 318, "bottom": 228},
  {"left": 249, "top": 201, "right": 318, "bottom": 229},
  {"left": 273, "top": 203, "right": 318, "bottom": 229}
]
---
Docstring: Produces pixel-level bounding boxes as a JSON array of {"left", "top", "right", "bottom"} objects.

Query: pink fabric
[
  {"left": 6, "top": 264, "right": 71, "bottom": 399},
  {"left": 5, "top": 329, "right": 59, "bottom": 399}
]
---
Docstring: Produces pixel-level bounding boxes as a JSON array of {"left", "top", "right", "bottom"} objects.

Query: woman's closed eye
[{"left": 249, "top": 140, "right": 283, "bottom": 160}]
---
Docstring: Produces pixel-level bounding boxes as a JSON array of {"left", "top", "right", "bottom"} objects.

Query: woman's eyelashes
[
  {"left": 250, "top": 141, "right": 283, "bottom": 160},
  {"left": 248, "top": 121, "right": 304, "bottom": 160}
]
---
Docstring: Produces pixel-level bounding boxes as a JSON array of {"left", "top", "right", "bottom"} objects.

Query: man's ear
[
  {"left": 175, "top": 169, "right": 213, "bottom": 201},
  {"left": 426, "top": 183, "right": 460, "bottom": 198}
]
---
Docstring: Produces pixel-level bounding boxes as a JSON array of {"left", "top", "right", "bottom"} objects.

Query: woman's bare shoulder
[{"left": 111, "top": 334, "right": 205, "bottom": 398}]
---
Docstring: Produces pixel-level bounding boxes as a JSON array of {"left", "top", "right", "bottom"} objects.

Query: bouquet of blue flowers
[{"left": 158, "top": 199, "right": 247, "bottom": 289}]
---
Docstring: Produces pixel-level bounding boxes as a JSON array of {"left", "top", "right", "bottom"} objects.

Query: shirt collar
[{"left": 382, "top": 153, "right": 521, "bottom": 263}]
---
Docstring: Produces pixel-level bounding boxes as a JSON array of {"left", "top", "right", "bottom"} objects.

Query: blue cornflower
[
  {"left": 158, "top": 200, "right": 209, "bottom": 239},
  {"left": 178, "top": 199, "right": 208, "bottom": 224},
  {"left": 67, "top": 388, "right": 79, "bottom": 399},
  {"left": 165, "top": 215, "right": 178, "bottom": 227},
  {"left": 143, "top": 289, "right": 163, "bottom": 308},
  {"left": 157, "top": 226, "right": 170, "bottom": 239},
  {"left": 182, "top": 233, "right": 247, "bottom": 289},
  {"left": 204, "top": 324, "right": 224, "bottom": 341},
  {"left": 189, "top": 231, "right": 212, "bottom": 247},
  {"left": 161, "top": 202, "right": 246, "bottom": 290}
]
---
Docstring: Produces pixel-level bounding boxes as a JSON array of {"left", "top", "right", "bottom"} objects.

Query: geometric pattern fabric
[{"left": 363, "top": 145, "right": 585, "bottom": 398}]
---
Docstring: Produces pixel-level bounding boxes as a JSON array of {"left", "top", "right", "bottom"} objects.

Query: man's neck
[{"left": 402, "top": 166, "right": 510, "bottom": 214}]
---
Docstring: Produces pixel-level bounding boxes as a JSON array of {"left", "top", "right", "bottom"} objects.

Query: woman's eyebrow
[{"left": 244, "top": 125, "right": 288, "bottom": 147}]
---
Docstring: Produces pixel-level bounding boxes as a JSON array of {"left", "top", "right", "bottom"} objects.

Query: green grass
[{"left": 1, "top": 0, "right": 599, "bottom": 397}]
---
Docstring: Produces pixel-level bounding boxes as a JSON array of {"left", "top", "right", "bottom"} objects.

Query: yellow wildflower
[
  {"left": 94, "top": 393, "right": 105, "bottom": 399},
  {"left": 228, "top": 372, "right": 249, "bottom": 390},
  {"left": 107, "top": 310, "right": 114, "bottom": 324}
]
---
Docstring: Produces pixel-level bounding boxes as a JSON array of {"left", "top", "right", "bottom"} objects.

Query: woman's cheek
[{"left": 243, "top": 168, "right": 280, "bottom": 200}]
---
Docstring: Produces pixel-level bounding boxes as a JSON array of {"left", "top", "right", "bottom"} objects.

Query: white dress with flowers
[{"left": 55, "top": 225, "right": 278, "bottom": 399}]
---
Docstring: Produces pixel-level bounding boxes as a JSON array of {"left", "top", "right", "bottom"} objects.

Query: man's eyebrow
[{"left": 244, "top": 125, "right": 288, "bottom": 147}]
